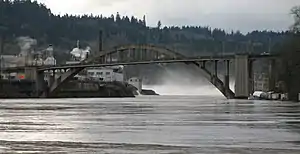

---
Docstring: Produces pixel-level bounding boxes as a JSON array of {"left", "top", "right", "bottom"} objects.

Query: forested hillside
[
  {"left": 0, "top": 0, "right": 291, "bottom": 57},
  {"left": 277, "top": 6, "right": 300, "bottom": 101}
]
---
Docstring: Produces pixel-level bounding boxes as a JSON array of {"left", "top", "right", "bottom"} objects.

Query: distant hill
[{"left": 0, "top": 0, "right": 291, "bottom": 58}]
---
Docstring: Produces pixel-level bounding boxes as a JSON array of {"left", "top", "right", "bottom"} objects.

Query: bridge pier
[
  {"left": 47, "top": 70, "right": 55, "bottom": 88},
  {"left": 211, "top": 60, "right": 218, "bottom": 85},
  {"left": 201, "top": 61, "right": 206, "bottom": 69},
  {"left": 214, "top": 60, "right": 218, "bottom": 77},
  {"left": 268, "top": 59, "right": 277, "bottom": 91},
  {"left": 234, "top": 55, "right": 253, "bottom": 99},
  {"left": 224, "top": 60, "right": 230, "bottom": 92},
  {"left": 24, "top": 67, "right": 46, "bottom": 97},
  {"left": 249, "top": 60, "right": 254, "bottom": 95}
]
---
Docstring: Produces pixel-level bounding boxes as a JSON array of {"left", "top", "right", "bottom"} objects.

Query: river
[{"left": 0, "top": 96, "right": 300, "bottom": 153}]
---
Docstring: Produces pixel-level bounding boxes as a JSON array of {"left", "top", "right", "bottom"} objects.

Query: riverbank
[
  {"left": 55, "top": 81, "right": 136, "bottom": 98},
  {"left": 0, "top": 80, "right": 137, "bottom": 98}
]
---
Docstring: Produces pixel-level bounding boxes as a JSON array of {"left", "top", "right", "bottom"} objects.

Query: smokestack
[{"left": 99, "top": 30, "right": 103, "bottom": 52}]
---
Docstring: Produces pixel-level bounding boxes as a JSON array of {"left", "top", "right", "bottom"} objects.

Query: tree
[
  {"left": 142, "top": 15, "right": 146, "bottom": 26},
  {"left": 0, "top": 0, "right": 289, "bottom": 58},
  {"left": 116, "top": 12, "right": 121, "bottom": 23},
  {"left": 291, "top": 6, "right": 300, "bottom": 33},
  {"left": 130, "top": 16, "right": 137, "bottom": 24},
  {"left": 278, "top": 35, "right": 300, "bottom": 100},
  {"left": 157, "top": 20, "right": 162, "bottom": 29},
  {"left": 277, "top": 6, "right": 300, "bottom": 101}
]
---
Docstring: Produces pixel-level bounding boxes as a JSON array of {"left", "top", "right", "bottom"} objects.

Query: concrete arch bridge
[{"left": 30, "top": 44, "right": 276, "bottom": 99}]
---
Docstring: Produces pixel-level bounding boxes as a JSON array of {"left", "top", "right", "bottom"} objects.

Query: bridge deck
[
  {"left": 1, "top": 54, "right": 276, "bottom": 72},
  {"left": 37, "top": 54, "right": 276, "bottom": 71}
]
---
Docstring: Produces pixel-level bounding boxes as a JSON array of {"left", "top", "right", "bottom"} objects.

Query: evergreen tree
[
  {"left": 157, "top": 20, "right": 162, "bottom": 29},
  {"left": 0, "top": 0, "right": 289, "bottom": 57},
  {"left": 278, "top": 6, "right": 300, "bottom": 101},
  {"left": 116, "top": 12, "right": 121, "bottom": 23}
]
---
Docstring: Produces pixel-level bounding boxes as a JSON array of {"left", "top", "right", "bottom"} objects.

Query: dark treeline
[
  {"left": 0, "top": 0, "right": 291, "bottom": 56},
  {"left": 277, "top": 6, "right": 300, "bottom": 101}
]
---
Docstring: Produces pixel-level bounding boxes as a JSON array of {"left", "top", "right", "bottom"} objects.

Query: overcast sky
[{"left": 37, "top": 0, "right": 299, "bottom": 33}]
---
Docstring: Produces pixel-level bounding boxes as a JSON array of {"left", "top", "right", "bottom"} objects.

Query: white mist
[{"left": 142, "top": 66, "right": 235, "bottom": 96}]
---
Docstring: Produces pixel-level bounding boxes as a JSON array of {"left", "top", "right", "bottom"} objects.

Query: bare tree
[{"left": 291, "top": 6, "right": 300, "bottom": 32}]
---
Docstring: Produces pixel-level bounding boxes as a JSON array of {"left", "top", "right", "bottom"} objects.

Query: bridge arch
[
  {"left": 85, "top": 44, "right": 188, "bottom": 64},
  {"left": 44, "top": 44, "right": 234, "bottom": 99}
]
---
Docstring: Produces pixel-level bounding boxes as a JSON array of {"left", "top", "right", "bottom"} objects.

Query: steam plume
[{"left": 17, "top": 36, "right": 37, "bottom": 56}]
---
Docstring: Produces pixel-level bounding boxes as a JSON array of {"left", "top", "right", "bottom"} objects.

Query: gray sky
[{"left": 37, "top": 0, "right": 299, "bottom": 33}]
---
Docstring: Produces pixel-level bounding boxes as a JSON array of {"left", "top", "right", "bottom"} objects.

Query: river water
[{"left": 0, "top": 96, "right": 300, "bottom": 154}]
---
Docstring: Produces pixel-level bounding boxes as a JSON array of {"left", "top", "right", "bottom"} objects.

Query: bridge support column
[
  {"left": 36, "top": 71, "right": 45, "bottom": 97},
  {"left": 109, "top": 54, "right": 112, "bottom": 63},
  {"left": 269, "top": 59, "right": 277, "bottom": 91},
  {"left": 116, "top": 50, "right": 120, "bottom": 62},
  {"left": 141, "top": 49, "right": 146, "bottom": 61},
  {"left": 214, "top": 60, "right": 218, "bottom": 77},
  {"left": 234, "top": 55, "right": 251, "bottom": 99},
  {"left": 104, "top": 54, "right": 107, "bottom": 64},
  {"left": 212, "top": 60, "right": 218, "bottom": 84},
  {"left": 128, "top": 49, "right": 132, "bottom": 61},
  {"left": 25, "top": 67, "right": 46, "bottom": 97},
  {"left": 224, "top": 60, "right": 230, "bottom": 91},
  {"left": 249, "top": 60, "right": 254, "bottom": 95},
  {"left": 155, "top": 51, "right": 159, "bottom": 60},
  {"left": 201, "top": 61, "right": 206, "bottom": 69}
]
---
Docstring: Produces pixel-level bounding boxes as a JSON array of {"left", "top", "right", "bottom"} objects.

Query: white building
[
  {"left": 44, "top": 45, "right": 56, "bottom": 66},
  {"left": 128, "top": 77, "right": 142, "bottom": 93},
  {"left": 86, "top": 66, "right": 124, "bottom": 82},
  {"left": 44, "top": 56, "right": 56, "bottom": 66}
]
